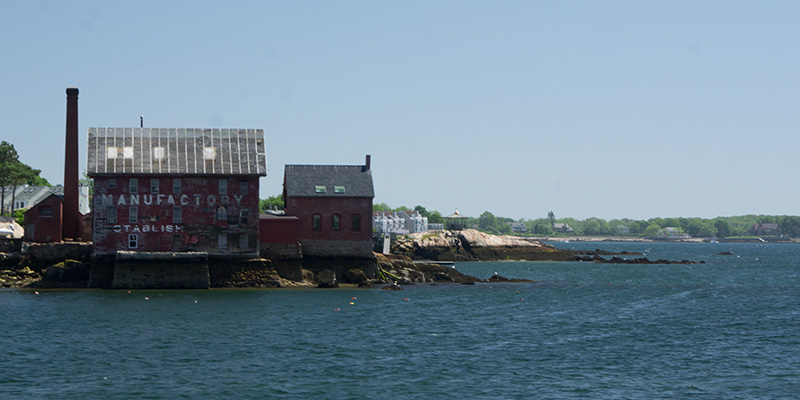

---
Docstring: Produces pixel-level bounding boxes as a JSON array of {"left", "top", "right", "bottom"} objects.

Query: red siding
[
  {"left": 92, "top": 176, "right": 261, "bottom": 255},
  {"left": 285, "top": 197, "right": 372, "bottom": 242},
  {"left": 259, "top": 216, "right": 299, "bottom": 244},
  {"left": 24, "top": 195, "right": 63, "bottom": 243}
]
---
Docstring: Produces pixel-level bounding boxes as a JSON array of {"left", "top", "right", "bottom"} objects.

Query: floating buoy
[
  {"left": 349, "top": 302, "right": 355, "bottom": 305},
  {"left": 34, "top": 291, "right": 39, "bottom": 295},
  {"left": 351, "top": 297, "right": 357, "bottom": 300},
  {"left": 335, "top": 308, "right": 340, "bottom": 311},
  {"left": 144, "top": 297, "right": 150, "bottom": 300},
  {"left": 403, "top": 298, "right": 409, "bottom": 301},
  {"left": 194, "top": 300, "right": 198, "bottom": 303},
  {"left": 520, "top": 298, "right": 524, "bottom": 301},
  {"left": 127, "top": 291, "right": 131, "bottom": 294}
]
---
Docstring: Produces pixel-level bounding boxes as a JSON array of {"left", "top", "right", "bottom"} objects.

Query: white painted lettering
[
  {"left": 157, "top": 194, "right": 166, "bottom": 205},
  {"left": 166, "top": 225, "right": 174, "bottom": 233},
  {"left": 180, "top": 194, "right": 189, "bottom": 206},
  {"left": 117, "top": 196, "right": 126, "bottom": 206},
  {"left": 143, "top": 194, "right": 153, "bottom": 205},
  {"left": 113, "top": 225, "right": 122, "bottom": 233},
  {"left": 130, "top": 195, "right": 139, "bottom": 205},
  {"left": 101, "top": 194, "right": 114, "bottom": 206},
  {"left": 233, "top": 194, "right": 243, "bottom": 205},
  {"left": 207, "top": 195, "right": 216, "bottom": 206},
  {"left": 167, "top": 195, "right": 176, "bottom": 205},
  {"left": 133, "top": 225, "right": 141, "bottom": 233},
  {"left": 124, "top": 225, "right": 131, "bottom": 232},
  {"left": 194, "top": 194, "right": 202, "bottom": 206}
]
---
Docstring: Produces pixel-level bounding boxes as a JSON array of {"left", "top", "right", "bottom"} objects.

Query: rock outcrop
[{"left": 392, "top": 229, "right": 576, "bottom": 261}]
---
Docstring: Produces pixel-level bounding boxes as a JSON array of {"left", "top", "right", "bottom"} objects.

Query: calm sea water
[{"left": 1, "top": 242, "right": 799, "bottom": 399}]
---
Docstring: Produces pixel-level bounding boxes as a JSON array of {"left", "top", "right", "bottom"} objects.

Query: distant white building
[
  {"left": 397, "top": 210, "right": 428, "bottom": 233},
  {"left": 1, "top": 185, "right": 91, "bottom": 215},
  {"left": 373, "top": 211, "right": 408, "bottom": 235}
]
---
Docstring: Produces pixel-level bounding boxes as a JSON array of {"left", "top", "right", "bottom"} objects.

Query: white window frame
[
  {"left": 173, "top": 206, "right": 182, "bottom": 224},
  {"left": 219, "top": 179, "right": 227, "bottom": 195},
  {"left": 130, "top": 178, "right": 138, "bottom": 194},
  {"left": 129, "top": 206, "right": 138, "bottom": 223},
  {"left": 128, "top": 234, "right": 138, "bottom": 249},
  {"left": 173, "top": 178, "right": 181, "bottom": 194}
]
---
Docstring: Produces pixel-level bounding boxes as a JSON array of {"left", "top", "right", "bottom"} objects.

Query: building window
[
  {"left": 219, "top": 179, "right": 227, "bottom": 195},
  {"left": 150, "top": 179, "right": 159, "bottom": 193},
  {"left": 334, "top": 186, "right": 346, "bottom": 194},
  {"left": 217, "top": 207, "right": 227, "bottom": 222},
  {"left": 217, "top": 233, "right": 227, "bottom": 250},
  {"left": 107, "top": 147, "right": 118, "bottom": 159},
  {"left": 203, "top": 147, "right": 217, "bottom": 160},
  {"left": 108, "top": 206, "right": 117, "bottom": 224},
  {"left": 240, "top": 179, "right": 248, "bottom": 195},
  {"left": 173, "top": 178, "right": 181, "bottom": 194},
  {"left": 227, "top": 208, "right": 237, "bottom": 224},
  {"left": 315, "top": 185, "right": 326, "bottom": 194},
  {"left": 130, "top": 178, "right": 138, "bottom": 194},
  {"left": 129, "top": 206, "right": 138, "bottom": 223},
  {"left": 240, "top": 209, "right": 249, "bottom": 224},
  {"left": 128, "top": 234, "right": 138, "bottom": 249},
  {"left": 173, "top": 207, "right": 182, "bottom": 224},
  {"left": 123, "top": 147, "right": 134, "bottom": 159},
  {"left": 332, "top": 214, "right": 341, "bottom": 231},
  {"left": 352, "top": 214, "right": 361, "bottom": 231},
  {"left": 39, "top": 206, "right": 53, "bottom": 217},
  {"left": 312, "top": 214, "right": 322, "bottom": 231},
  {"left": 108, "top": 178, "right": 116, "bottom": 189}
]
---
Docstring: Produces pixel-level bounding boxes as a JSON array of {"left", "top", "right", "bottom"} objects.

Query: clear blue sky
[{"left": 3, "top": 1, "right": 799, "bottom": 220}]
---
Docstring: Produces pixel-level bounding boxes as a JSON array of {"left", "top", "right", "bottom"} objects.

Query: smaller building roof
[
  {"left": 446, "top": 210, "right": 469, "bottom": 219},
  {"left": 284, "top": 164, "right": 374, "bottom": 198}
]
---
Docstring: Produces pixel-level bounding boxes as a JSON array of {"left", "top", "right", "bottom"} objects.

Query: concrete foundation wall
[{"left": 299, "top": 239, "right": 373, "bottom": 258}]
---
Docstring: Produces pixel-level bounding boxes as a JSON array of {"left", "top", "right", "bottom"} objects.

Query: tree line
[
  {"left": 362, "top": 203, "right": 800, "bottom": 238},
  {"left": 0, "top": 141, "right": 50, "bottom": 220}
]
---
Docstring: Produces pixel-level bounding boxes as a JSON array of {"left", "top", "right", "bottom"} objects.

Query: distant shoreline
[{"left": 534, "top": 236, "right": 800, "bottom": 244}]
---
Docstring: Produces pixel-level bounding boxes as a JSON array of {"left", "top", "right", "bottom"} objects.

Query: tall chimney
[
  {"left": 365, "top": 154, "right": 371, "bottom": 171},
  {"left": 63, "top": 87, "right": 79, "bottom": 240}
]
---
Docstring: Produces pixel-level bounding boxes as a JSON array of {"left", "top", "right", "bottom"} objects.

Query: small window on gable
[
  {"left": 123, "top": 146, "right": 134, "bottom": 159},
  {"left": 203, "top": 147, "right": 217, "bottom": 160},
  {"left": 334, "top": 186, "right": 345, "bottom": 194},
  {"left": 107, "top": 147, "right": 118, "bottom": 159},
  {"left": 153, "top": 147, "right": 166, "bottom": 160},
  {"left": 108, "top": 178, "right": 117, "bottom": 189},
  {"left": 39, "top": 206, "right": 53, "bottom": 217},
  {"left": 315, "top": 185, "right": 327, "bottom": 194}
]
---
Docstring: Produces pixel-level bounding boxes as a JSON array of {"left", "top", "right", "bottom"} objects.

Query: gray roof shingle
[{"left": 284, "top": 165, "right": 374, "bottom": 198}]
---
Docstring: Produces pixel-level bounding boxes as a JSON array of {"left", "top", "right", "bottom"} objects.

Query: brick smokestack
[
  {"left": 365, "top": 154, "right": 371, "bottom": 171},
  {"left": 63, "top": 87, "right": 79, "bottom": 240}
]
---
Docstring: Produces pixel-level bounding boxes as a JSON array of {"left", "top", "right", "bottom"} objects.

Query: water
[{"left": 2, "top": 242, "right": 799, "bottom": 399}]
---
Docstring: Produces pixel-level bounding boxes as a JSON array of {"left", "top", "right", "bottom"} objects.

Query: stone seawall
[{"left": 113, "top": 252, "right": 210, "bottom": 289}]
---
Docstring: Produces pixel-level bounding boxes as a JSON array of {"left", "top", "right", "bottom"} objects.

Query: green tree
[
  {"left": 0, "top": 141, "right": 20, "bottom": 216},
  {"left": 428, "top": 211, "right": 444, "bottom": 224},
  {"left": 644, "top": 223, "right": 661, "bottom": 237},
  {"left": 781, "top": 216, "right": 800, "bottom": 238},
  {"left": 478, "top": 211, "right": 497, "bottom": 231},
  {"left": 714, "top": 219, "right": 731, "bottom": 237},
  {"left": 373, "top": 202, "right": 391, "bottom": 212},
  {"left": 259, "top": 195, "right": 285, "bottom": 212}
]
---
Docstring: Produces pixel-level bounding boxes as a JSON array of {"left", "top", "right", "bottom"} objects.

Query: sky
[{"left": 2, "top": 1, "right": 799, "bottom": 221}]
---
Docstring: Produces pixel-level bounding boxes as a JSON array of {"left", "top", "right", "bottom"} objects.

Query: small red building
[
  {"left": 282, "top": 156, "right": 374, "bottom": 258},
  {"left": 24, "top": 194, "right": 63, "bottom": 243},
  {"left": 87, "top": 128, "right": 267, "bottom": 255}
]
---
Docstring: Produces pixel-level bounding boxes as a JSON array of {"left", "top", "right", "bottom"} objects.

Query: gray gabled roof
[
  {"left": 87, "top": 128, "right": 267, "bottom": 176},
  {"left": 284, "top": 165, "right": 374, "bottom": 198}
]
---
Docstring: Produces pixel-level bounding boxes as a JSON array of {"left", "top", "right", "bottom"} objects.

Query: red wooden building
[
  {"left": 87, "top": 128, "right": 267, "bottom": 255},
  {"left": 282, "top": 156, "right": 374, "bottom": 258}
]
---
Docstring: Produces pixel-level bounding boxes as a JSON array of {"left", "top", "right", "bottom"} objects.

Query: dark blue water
[{"left": 2, "top": 242, "right": 799, "bottom": 399}]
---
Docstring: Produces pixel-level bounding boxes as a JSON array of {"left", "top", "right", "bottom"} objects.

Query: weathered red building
[
  {"left": 24, "top": 194, "right": 64, "bottom": 243},
  {"left": 282, "top": 156, "right": 374, "bottom": 259},
  {"left": 87, "top": 128, "right": 267, "bottom": 255}
]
